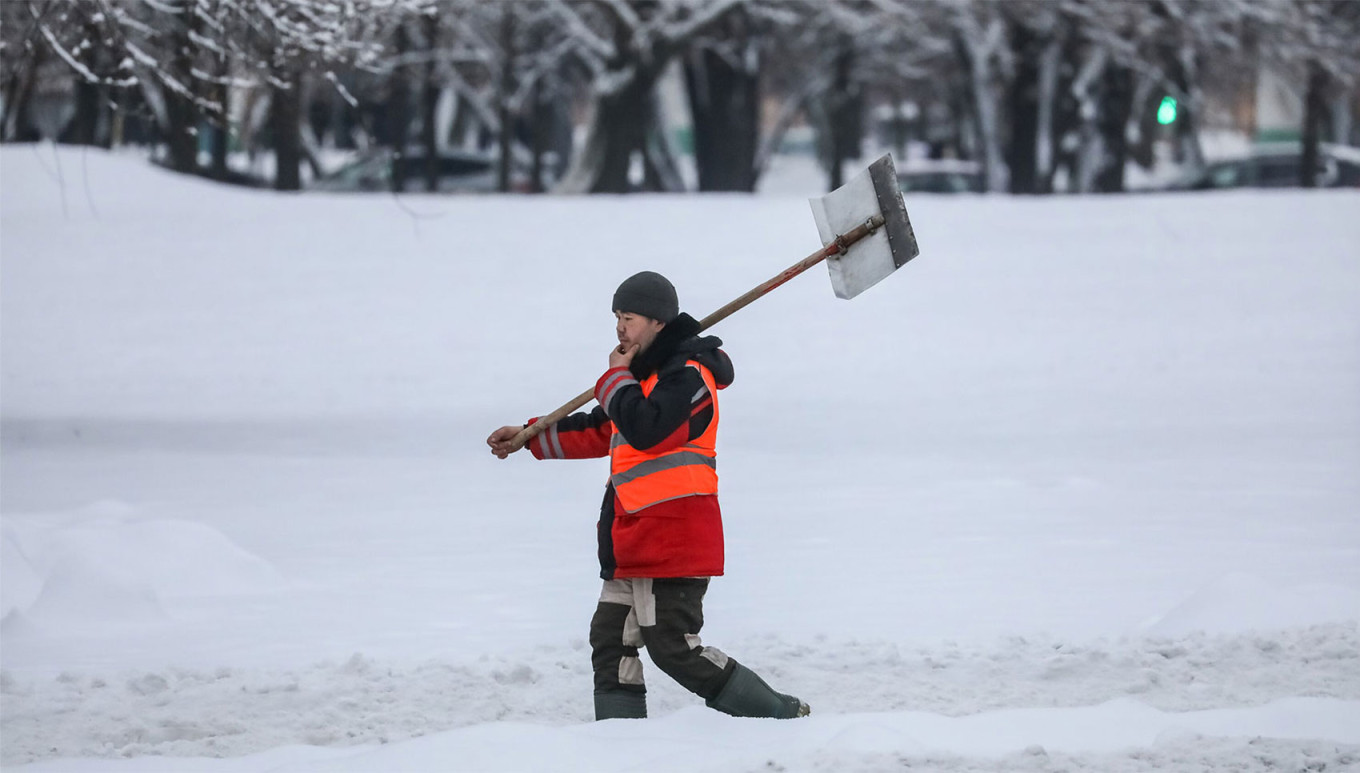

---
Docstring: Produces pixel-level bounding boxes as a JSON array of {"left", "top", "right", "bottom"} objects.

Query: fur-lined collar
[{"left": 628, "top": 312, "right": 732, "bottom": 387}]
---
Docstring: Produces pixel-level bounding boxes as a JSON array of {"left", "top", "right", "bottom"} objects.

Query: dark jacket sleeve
[
  {"left": 595, "top": 362, "right": 710, "bottom": 452},
  {"left": 526, "top": 406, "right": 612, "bottom": 459}
]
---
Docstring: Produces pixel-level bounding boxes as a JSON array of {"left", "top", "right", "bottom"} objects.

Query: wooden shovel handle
[
  {"left": 506, "top": 386, "right": 595, "bottom": 453},
  {"left": 697, "top": 213, "right": 883, "bottom": 330},
  {"left": 504, "top": 213, "right": 885, "bottom": 455}
]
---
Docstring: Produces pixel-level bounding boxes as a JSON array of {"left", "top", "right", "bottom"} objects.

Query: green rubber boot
[
  {"left": 705, "top": 663, "right": 810, "bottom": 719},
  {"left": 594, "top": 690, "right": 647, "bottom": 720}
]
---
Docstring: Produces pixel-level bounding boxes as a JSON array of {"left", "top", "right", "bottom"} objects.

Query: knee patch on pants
[
  {"left": 641, "top": 579, "right": 731, "bottom": 699},
  {"left": 590, "top": 601, "right": 645, "bottom": 692}
]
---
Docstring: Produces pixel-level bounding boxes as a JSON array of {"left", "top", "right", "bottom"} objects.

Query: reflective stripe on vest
[{"left": 609, "top": 361, "right": 719, "bottom": 513}]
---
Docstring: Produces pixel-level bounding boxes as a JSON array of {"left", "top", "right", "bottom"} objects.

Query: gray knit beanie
[{"left": 612, "top": 271, "right": 678, "bottom": 323}]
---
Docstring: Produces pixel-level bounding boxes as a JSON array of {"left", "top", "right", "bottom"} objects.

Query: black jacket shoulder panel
[
  {"left": 680, "top": 341, "right": 733, "bottom": 388},
  {"left": 631, "top": 312, "right": 734, "bottom": 388}
]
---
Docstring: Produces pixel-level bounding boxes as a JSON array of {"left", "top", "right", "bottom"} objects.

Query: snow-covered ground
[{"left": 2, "top": 144, "right": 1358, "bottom": 771}]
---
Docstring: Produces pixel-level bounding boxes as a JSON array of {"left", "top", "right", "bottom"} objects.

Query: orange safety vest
[{"left": 609, "top": 361, "right": 719, "bottom": 513}]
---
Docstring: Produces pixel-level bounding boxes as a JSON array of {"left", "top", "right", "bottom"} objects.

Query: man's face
[{"left": 615, "top": 311, "right": 665, "bottom": 353}]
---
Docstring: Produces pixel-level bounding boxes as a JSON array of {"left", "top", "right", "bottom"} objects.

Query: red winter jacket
[{"left": 527, "top": 313, "right": 732, "bottom": 579}]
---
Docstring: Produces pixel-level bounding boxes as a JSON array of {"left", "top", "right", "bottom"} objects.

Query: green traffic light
[{"left": 1157, "top": 96, "right": 1178, "bottom": 125}]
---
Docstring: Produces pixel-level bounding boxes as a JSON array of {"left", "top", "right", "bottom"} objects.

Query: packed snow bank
[
  {"left": 2, "top": 507, "right": 281, "bottom": 624},
  {"left": 10, "top": 698, "right": 1360, "bottom": 773}
]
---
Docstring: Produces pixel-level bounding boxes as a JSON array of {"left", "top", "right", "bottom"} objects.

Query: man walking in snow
[{"left": 487, "top": 271, "right": 809, "bottom": 721}]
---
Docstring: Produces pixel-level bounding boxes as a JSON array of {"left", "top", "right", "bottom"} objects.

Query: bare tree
[
  {"left": 370, "top": 0, "right": 575, "bottom": 193},
  {"left": 11, "top": 0, "right": 1356, "bottom": 197},
  {"left": 683, "top": 2, "right": 793, "bottom": 192},
  {"left": 1, "top": 2, "right": 66, "bottom": 142},
  {"left": 777, "top": 1, "right": 948, "bottom": 192},
  {"left": 551, "top": 0, "right": 748, "bottom": 194},
  {"left": 235, "top": 1, "right": 390, "bottom": 190},
  {"left": 1272, "top": 0, "right": 1360, "bottom": 186},
  {"left": 17, "top": 0, "right": 388, "bottom": 187}
]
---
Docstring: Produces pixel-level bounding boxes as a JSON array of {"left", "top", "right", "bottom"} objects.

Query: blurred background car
[
  {"left": 1170, "top": 143, "right": 1360, "bottom": 191},
  {"left": 896, "top": 159, "right": 985, "bottom": 194},
  {"left": 310, "top": 148, "right": 510, "bottom": 193}
]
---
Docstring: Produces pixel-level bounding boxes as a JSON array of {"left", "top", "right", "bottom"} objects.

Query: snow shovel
[{"left": 501, "top": 153, "right": 919, "bottom": 454}]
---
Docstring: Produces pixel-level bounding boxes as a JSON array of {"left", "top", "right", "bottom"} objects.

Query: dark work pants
[{"left": 589, "top": 578, "right": 735, "bottom": 701}]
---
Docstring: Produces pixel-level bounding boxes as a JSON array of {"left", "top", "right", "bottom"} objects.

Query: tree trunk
[
  {"left": 1, "top": 54, "right": 29, "bottom": 141},
  {"left": 824, "top": 45, "right": 860, "bottom": 192},
  {"left": 1006, "top": 20, "right": 1040, "bottom": 194},
  {"left": 644, "top": 90, "right": 686, "bottom": 192},
  {"left": 54, "top": 18, "right": 102, "bottom": 145},
  {"left": 165, "top": 3, "right": 200, "bottom": 174},
  {"left": 685, "top": 48, "right": 758, "bottom": 191},
  {"left": 955, "top": 26, "right": 1007, "bottom": 192},
  {"left": 165, "top": 92, "right": 198, "bottom": 173},
  {"left": 298, "top": 83, "right": 325, "bottom": 181},
  {"left": 423, "top": 13, "right": 441, "bottom": 192},
  {"left": 497, "top": 4, "right": 516, "bottom": 192},
  {"left": 560, "top": 0, "right": 751, "bottom": 195},
  {"left": 109, "top": 83, "right": 128, "bottom": 147},
  {"left": 1069, "top": 43, "right": 1109, "bottom": 193},
  {"left": 209, "top": 115, "right": 229, "bottom": 180},
  {"left": 1031, "top": 23, "right": 1065, "bottom": 194},
  {"left": 1043, "top": 31, "right": 1083, "bottom": 192},
  {"left": 1164, "top": 46, "right": 1204, "bottom": 172},
  {"left": 272, "top": 69, "right": 302, "bottom": 191},
  {"left": 388, "top": 21, "right": 411, "bottom": 192},
  {"left": 529, "top": 77, "right": 545, "bottom": 193},
  {"left": 684, "top": 13, "right": 759, "bottom": 192},
  {"left": 326, "top": 73, "right": 360, "bottom": 150},
  {"left": 555, "top": 67, "right": 666, "bottom": 195},
  {"left": 1127, "top": 74, "right": 1159, "bottom": 171},
  {"left": 448, "top": 93, "right": 476, "bottom": 148},
  {"left": 61, "top": 79, "right": 102, "bottom": 146},
  {"left": 1092, "top": 63, "right": 1133, "bottom": 193},
  {"left": 591, "top": 73, "right": 654, "bottom": 193},
  {"left": 209, "top": 50, "right": 230, "bottom": 180},
  {"left": 1301, "top": 60, "right": 1329, "bottom": 188}
]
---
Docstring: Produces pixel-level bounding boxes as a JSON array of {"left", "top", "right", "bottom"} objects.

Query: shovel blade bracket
[{"left": 810, "top": 154, "right": 920, "bottom": 299}]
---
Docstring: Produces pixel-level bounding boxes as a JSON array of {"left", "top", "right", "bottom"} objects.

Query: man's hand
[
  {"left": 610, "top": 343, "right": 640, "bottom": 370},
  {"left": 487, "top": 425, "right": 524, "bottom": 459}
]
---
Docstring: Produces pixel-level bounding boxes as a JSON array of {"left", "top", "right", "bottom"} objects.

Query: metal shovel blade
[{"left": 810, "top": 154, "right": 919, "bottom": 299}]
